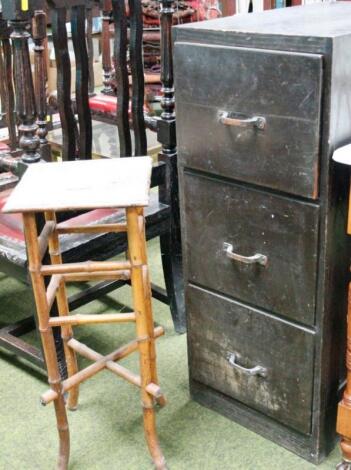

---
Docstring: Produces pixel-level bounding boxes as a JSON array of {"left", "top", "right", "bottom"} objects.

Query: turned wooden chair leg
[
  {"left": 127, "top": 207, "right": 167, "bottom": 469},
  {"left": 337, "top": 283, "right": 351, "bottom": 470},
  {"left": 23, "top": 212, "right": 70, "bottom": 470}
]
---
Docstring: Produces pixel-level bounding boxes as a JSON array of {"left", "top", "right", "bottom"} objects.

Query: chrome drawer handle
[
  {"left": 219, "top": 111, "right": 266, "bottom": 130},
  {"left": 223, "top": 242, "right": 268, "bottom": 267},
  {"left": 227, "top": 352, "right": 267, "bottom": 378}
]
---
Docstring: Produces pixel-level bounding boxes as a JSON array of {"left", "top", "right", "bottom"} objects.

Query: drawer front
[
  {"left": 182, "top": 172, "right": 319, "bottom": 325},
  {"left": 175, "top": 43, "right": 323, "bottom": 199},
  {"left": 187, "top": 284, "right": 314, "bottom": 434}
]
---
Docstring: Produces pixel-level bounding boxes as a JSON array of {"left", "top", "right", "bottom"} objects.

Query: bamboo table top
[{"left": 3, "top": 157, "right": 153, "bottom": 213}]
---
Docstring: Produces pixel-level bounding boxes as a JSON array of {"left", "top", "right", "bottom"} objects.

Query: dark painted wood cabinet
[{"left": 174, "top": 3, "right": 351, "bottom": 463}]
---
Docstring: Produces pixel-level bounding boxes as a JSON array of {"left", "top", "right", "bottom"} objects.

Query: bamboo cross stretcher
[
  {"left": 39, "top": 325, "right": 166, "bottom": 406},
  {"left": 3, "top": 157, "right": 167, "bottom": 470}
]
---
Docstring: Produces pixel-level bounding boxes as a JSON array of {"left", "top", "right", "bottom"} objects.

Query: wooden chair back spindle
[
  {"left": 2, "top": 5, "right": 40, "bottom": 164},
  {"left": 49, "top": 1, "right": 92, "bottom": 161},
  {"left": 33, "top": 8, "right": 50, "bottom": 161},
  {"left": 112, "top": 0, "right": 132, "bottom": 157},
  {"left": 86, "top": 1, "right": 95, "bottom": 96},
  {"left": 0, "top": 15, "right": 17, "bottom": 152},
  {"left": 129, "top": 0, "right": 147, "bottom": 156},
  {"left": 70, "top": 4, "right": 93, "bottom": 159},
  {"left": 102, "top": 0, "right": 114, "bottom": 95},
  {"left": 158, "top": 0, "right": 176, "bottom": 158}
]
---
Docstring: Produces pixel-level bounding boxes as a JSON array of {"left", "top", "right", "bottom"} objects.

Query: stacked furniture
[{"left": 175, "top": 3, "right": 351, "bottom": 463}]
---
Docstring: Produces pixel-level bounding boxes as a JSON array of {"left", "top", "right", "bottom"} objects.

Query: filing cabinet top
[{"left": 174, "top": 3, "right": 351, "bottom": 39}]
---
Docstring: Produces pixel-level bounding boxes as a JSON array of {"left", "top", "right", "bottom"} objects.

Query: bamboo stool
[
  {"left": 333, "top": 145, "right": 351, "bottom": 470},
  {"left": 3, "top": 157, "right": 167, "bottom": 470}
]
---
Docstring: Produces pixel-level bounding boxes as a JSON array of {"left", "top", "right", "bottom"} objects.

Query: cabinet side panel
[{"left": 310, "top": 35, "right": 351, "bottom": 459}]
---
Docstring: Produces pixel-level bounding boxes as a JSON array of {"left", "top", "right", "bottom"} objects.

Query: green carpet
[{"left": 0, "top": 239, "right": 342, "bottom": 469}]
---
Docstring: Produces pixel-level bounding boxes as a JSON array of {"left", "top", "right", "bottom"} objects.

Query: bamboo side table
[
  {"left": 3, "top": 157, "right": 167, "bottom": 470},
  {"left": 333, "top": 145, "right": 351, "bottom": 470}
]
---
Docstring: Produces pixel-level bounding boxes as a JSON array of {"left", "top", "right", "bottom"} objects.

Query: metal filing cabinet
[{"left": 174, "top": 3, "right": 351, "bottom": 463}]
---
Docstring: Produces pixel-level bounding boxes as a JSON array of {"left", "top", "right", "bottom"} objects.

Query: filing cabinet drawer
[
  {"left": 183, "top": 172, "right": 319, "bottom": 325},
  {"left": 175, "top": 43, "right": 322, "bottom": 199},
  {"left": 187, "top": 284, "right": 314, "bottom": 435}
]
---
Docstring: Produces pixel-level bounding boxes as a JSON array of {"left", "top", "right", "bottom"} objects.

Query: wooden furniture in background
[
  {"left": 332, "top": 144, "right": 351, "bottom": 470},
  {"left": 174, "top": 3, "right": 351, "bottom": 463},
  {"left": 0, "top": 0, "right": 58, "bottom": 370},
  {"left": 0, "top": 1, "right": 50, "bottom": 189},
  {"left": 92, "top": 0, "right": 223, "bottom": 116},
  {"left": 0, "top": 12, "right": 18, "bottom": 191},
  {"left": 0, "top": 0, "right": 184, "bottom": 377},
  {"left": 32, "top": 4, "right": 51, "bottom": 162},
  {"left": 3, "top": 157, "right": 167, "bottom": 470},
  {"left": 45, "top": 0, "right": 184, "bottom": 329},
  {"left": 0, "top": 13, "right": 16, "bottom": 156}
]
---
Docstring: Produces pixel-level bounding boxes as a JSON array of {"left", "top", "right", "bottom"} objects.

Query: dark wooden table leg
[
  {"left": 157, "top": 0, "right": 185, "bottom": 333},
  {"left": 337, "top": 281, "right": 351, "bottom": 470}
]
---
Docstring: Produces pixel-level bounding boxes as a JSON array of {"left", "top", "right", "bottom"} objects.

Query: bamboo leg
[
  {"left": 23, "top": 213, "right": 70, "bottom": 470},
  {"left": 137, "top": 208, "right": 166, "bottom": 408},
  {"left": 127, "top": 207, "right": 167, "bottom": 470},
  {"left": 45, "top": 211, "right": 80, "bottom": 411},
  {"left": 54, "top": 397, "right": 70, "bottom": 470},
  {"left": 337, "top": 283, "right": 351, "bottom": 470}
]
